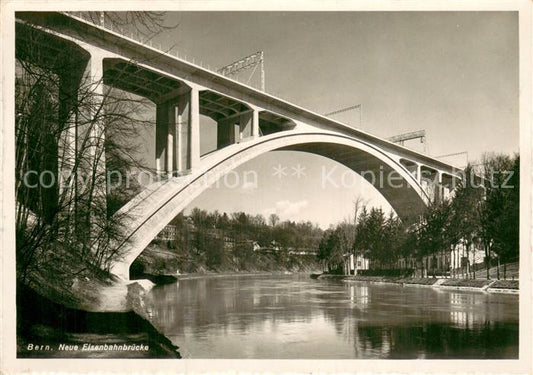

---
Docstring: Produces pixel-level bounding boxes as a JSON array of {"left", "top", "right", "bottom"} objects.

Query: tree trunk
[
  {"left": 452, "top": 246, "right": 456, "bottom": 279},
  {"left": 440, "top": 249, "right": 443, "bottom": 277},
  {"left": 504, "top": 262, "right": 507, "bottom": 280},
  {"left": 451, "top": 250, "right": 454, "bottom": 279},
  {"left": 466, "top": 243, "right": 471, "bottom": 279},
  {"left": 485, "top": 244, "right": 490, "bottom": 280},
  {"left": 461, "top": 247, "right": 465, "bottom": 279},
  {"left": 497, "top": 256, "right": 500, "bottom": 280},
  {"left": 471, "top": 242, "right": 476, "bottom": 279}
]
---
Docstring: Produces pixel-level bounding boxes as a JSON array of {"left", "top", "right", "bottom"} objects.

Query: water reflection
[{"left": 145, "top": 275, "right": 518, "bottom": 359}]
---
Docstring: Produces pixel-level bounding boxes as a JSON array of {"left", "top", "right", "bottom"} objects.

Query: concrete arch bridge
[{"left": 16, "top": 12, "right": 463, "bottom": 280}]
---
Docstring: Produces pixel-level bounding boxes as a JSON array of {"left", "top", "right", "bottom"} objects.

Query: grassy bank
[{"left": 317, "top": 274, "right": 519, "bottom": 293}]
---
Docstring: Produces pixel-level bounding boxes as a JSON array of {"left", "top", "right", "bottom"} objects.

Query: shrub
[{"left": 357, "top": 268, "right": 414, "bottom": 277}]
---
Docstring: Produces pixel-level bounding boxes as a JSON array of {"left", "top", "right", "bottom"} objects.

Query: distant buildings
[
  {"left": 343, "top": 254, "right": 370, "bottom": 275},
  {"left": 156, "top": 224, "right": 178, "bottom": 242}
]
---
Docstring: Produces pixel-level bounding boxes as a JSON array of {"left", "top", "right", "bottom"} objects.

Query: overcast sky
[{"left": 140, "top": 11, "right": 518, "bottom": 228}]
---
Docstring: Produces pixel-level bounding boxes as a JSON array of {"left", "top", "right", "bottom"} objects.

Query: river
[{"left": 144, "top": 274, "right": 518, "bottom": 359}]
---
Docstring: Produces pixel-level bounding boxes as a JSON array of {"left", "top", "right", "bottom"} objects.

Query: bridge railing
[{"left": 62, "top": 12, "right": 263, "bottom": 90}]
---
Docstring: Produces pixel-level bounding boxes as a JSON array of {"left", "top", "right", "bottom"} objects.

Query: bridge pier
[
  {"left": 72, "top": 53, "right": 108, "bottom": 222},
  {"left": 217, "top": 108, "right": 260, "bottom": 148},
  {"left": 58, "top": 75, "right": 79, "bottom": 199},
  {"left": 87, "top": 54, "right": 106, "bottom": 180},
  {"left": 441, "top": 173, "right": 456, "bottom": 201},
  {"left": 56, "top": 52, "right": 107, "bottom": 207},
  {"left": 239, "top": 110, "right": 254, "bottom": 140},
  {"left": 252, "top": 109, "right": 260, "bottom": 139},
  {"left": 54, "top": 50, "right": 109, "bottom": 250},
  {"left": 155, "top": 100, "right": 176, "bottom": 174},
  {"left": 420, "top": 166, "right": 440, "bottom": 203},
  {"left": 436, "top": 171, "right": 443, "bottom": 203},
  {"left": 217, "top": 116, "right": 236, "bottom": 149},
  {"left": 406, "top": 162, "right": 456, "bottom": 204},
  {"left": 399, "top": 158, "right": 419, "bottom": 184},
  {"left": 155, "top": 87, "right": 200, "bottom": 175}
]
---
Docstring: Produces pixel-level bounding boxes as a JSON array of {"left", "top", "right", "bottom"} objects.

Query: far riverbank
[
  {"left": 132, "top": 243, "right": 322, "bottom": 280},
  {"left": 134, "top": 270, "right": 307, "bottom": 284},
  {"left": 314, "top": 274, "right": 519, "bottom": 294}
]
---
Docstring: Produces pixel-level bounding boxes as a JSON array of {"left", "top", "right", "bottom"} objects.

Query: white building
[
  {"left": 343, "top": 254, "right": 370, "bottom": 275},
  {"left": 156, "top": 224, "right": 178, "bottom": 241}
]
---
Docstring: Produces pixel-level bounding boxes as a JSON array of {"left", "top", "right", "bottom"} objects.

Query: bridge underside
[{"left": 281, "top": 142, "right": 427, "bottom": 220}]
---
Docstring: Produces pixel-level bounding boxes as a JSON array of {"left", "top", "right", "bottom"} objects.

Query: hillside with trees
[{"left": 132, "top": 210, "right": 324, "bottom": 276}]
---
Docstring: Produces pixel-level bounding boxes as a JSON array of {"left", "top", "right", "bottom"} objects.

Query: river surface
[{"left": 144, "top": 274, "right": 518, "bottom": 359}]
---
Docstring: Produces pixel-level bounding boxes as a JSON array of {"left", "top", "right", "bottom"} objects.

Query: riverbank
[
  {"left": 314, "top": 274, "right": 519, "bottom": 294},
  {"left": 132, "top": 243, "right": 322, "bottom": 277},
  {"left": 17, "top": 282, "right": 181, "bottom": 358}
]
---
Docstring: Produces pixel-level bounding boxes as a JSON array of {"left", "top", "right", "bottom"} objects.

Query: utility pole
[
  {"left": 324, "top": 104, "right": 362, "bottom": 127},
  {"left": 388, "top": 130, "right": 428, "bottom": 154},
  {"left": 217, "top": 51, "right": 265, "bottom": 91}
]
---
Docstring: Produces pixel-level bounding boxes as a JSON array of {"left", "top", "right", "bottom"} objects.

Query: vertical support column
[
  {"left": 86, "top": 54, "right": 106, "bottom": 207},
  {"left": 176, "top": 87, "right": 200, "bottom": 172},
  {"left": 155, "top": 104, "right": 168, "bottom": 174},
  {"left": 155, "top": 101, "right": 177, "bottom": 175},
  {"left": 166, "top": 105, "right": 175, "bottom": 175},
  {"left": 436, "top": 172, "right": 443, "bottom": 203},
  {"left": 416, "top": 163, "right": 422, "bottom": 185},
  {"left": 69, "top": 51, "right": 107, "bottom": 252},
  {"left": 56, "top": 57, "right": 88, "bottom": 231},
  {"left": 189, "top": 87, "right": 200, "bottom": 170},
  {"left": 238, "top": 108, "right": 260, "bottom": 141},
  {"left": 177, "top": 92, "right": 189, "bottom": 172},
  {"left": 239, "top": 110, "right": 253, "bottom": 140},
  {"left": 442, "top": 175, "right": 450, "bottom": 201},
  {"left": 252, "top": 109, "right": 259, "bottom": 138},
  {"left": 58, "top": 67, "right": 83, "bottom": 201},
  {"left": 88, "top": 54, "right": 105, "bottom": 163},
  {"left": 217, "top": 118, "right": 236, "bottom": 149}
]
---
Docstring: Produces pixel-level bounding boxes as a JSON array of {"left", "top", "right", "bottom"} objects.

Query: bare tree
[{"left": 15, "top": 12, "right": 171, "bottom": 286}]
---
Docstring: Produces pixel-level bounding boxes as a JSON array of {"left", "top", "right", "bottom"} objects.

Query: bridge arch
[{"left": 109, "top": 131, "right": 430, "bottom": 280}]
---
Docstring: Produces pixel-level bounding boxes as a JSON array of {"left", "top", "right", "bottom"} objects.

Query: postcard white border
[{"left": 1, "top": 1, "right": 531, "bottom": 374}]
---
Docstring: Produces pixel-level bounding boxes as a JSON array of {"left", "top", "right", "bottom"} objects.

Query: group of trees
[
  {"left": 317, "top": 206, "right": 405, "bottom": 274},
  {"left": 165, "top": 209, "right": 324, "bottom": 270},
  {"left": 318, "top": 154, "right": 520, "bottom": 279},
  {"left": 480, "top": 154, "right": 520, "bottom": 278},
  {"left": 415, "top": 155, "right": 519, "bottom": 279}
]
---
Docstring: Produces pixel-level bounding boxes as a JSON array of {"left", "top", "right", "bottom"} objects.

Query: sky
[{"left": 134, "top": 11, "right": 519, "bottom": 228}]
